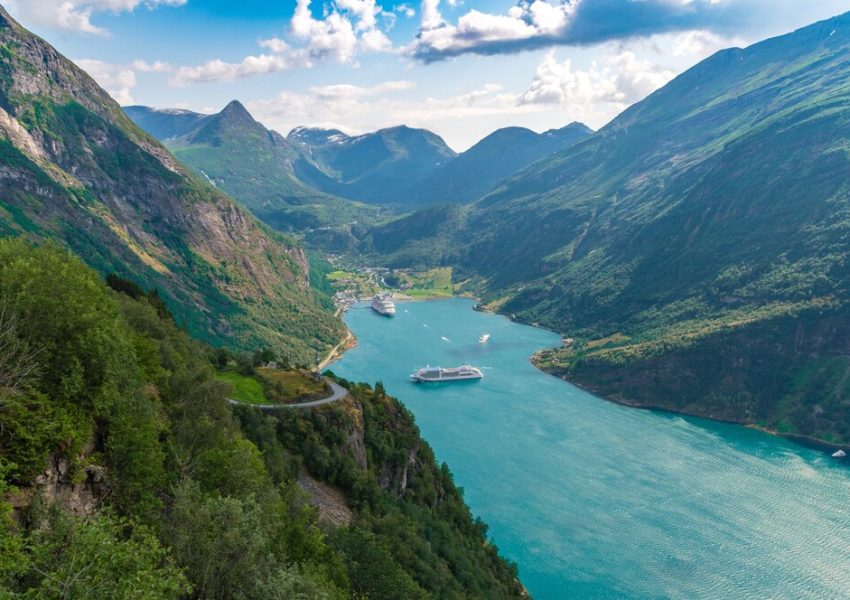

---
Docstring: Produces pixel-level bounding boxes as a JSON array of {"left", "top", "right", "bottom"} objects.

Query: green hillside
[
  {"left": 407, "top": 123, "right": 593, "bottom": 205},
  {"left": 0, "top": 7, "right": 342, "bottom": 364},
  {"left": 290, "top": 125, "right": 457, "bottom": 205},
  {"left": 0, "top": 240, "right": 525, "bottom": 598},
  {"left": 366, "top": 12, "right": 850, "bottom": 442},
  {"left": 127, "top": 102, "right": 379, "bottom": 232}
]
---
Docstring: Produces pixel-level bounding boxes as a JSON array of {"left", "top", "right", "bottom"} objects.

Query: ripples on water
[{"left": 330, "top": 299, "right": 850, "bottom": 599}]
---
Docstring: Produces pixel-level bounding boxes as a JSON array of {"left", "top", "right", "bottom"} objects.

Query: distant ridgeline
[
  {"left": 0, "top": 239, "right": 525, "bottom": 598},
  {"left": 0, "top": 7, "right": 341, "bottom": 363},
  {"left": 364, "top": 13, "right": 850, "bottom": 444},
  {"left": 124, "top": 104, "right": 593, "bottom": 238}
]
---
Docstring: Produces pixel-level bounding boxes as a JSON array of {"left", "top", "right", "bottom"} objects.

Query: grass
[
  {"left": 215, "top": 368, "right": 269, "bottom": 404},
  {"left": 215, "top": 366, "right": 328, "bottom": 405},
  {"left": 398, "top": 267, "right": 454, "bottom": 298},
  {"left": 586, "top": 332, "right": 630, "bottom": 350},
  {"left": 326, "top": 270, "right": 353, "bottom": 282},
  {"left": 257, "top": 368, "right": 327, "bottom": 403}
]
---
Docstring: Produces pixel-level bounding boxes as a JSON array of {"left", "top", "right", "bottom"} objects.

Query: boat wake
[{"left": 441, "top": 336, "right": 451, "bottom": 342}]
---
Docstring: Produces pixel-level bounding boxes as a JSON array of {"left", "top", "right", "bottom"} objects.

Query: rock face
[
  {"left": 296, "top": 471, "right": 352, "bottom": 527},
  {"left": 10, "top": 453, "right": 106, "bottom": 521},
  {"left": 336, "top": 395, "right": 424, "bottom": 498},
  {"left": 0, "top": 7, "right": 342, "bottom": 361}
]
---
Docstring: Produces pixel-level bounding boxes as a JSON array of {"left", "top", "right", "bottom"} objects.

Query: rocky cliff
[{"left": 0, "top": 6, "right": 341, "bottom": 361}]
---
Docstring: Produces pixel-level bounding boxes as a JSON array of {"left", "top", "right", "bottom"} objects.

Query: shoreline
[
  {"left": 332, "top": 292, "right": 848, "bottom": 456},
  {"left": 534, "top": 364, "right": 848, "bottom": 455},
  {"left": 318, "top": 329, "right": 357, "bottom": 371}
]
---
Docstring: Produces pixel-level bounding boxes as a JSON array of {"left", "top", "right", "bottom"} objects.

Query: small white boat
[
  {"left": 479, "top": 333, "right": 490, "bottom": 344},
  {"left": 832, "top": 449, "right": 846, "bottom": 458},
  {"left": 411, "top": 365, "right": 483, "bottom": 383}
]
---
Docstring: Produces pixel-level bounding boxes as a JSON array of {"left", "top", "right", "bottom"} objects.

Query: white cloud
[
  {"left": 173, "top": 54, "right": 305, "bottom": 85},
  {"left": 412, "top": 0, "right": 580, "bottom": 59},
  {"left": 130, "top": 60, "right": 172, "bottom": 72},
  {"left": 395, "top": 3, "right": 416, "bottom": 18},
  {"left": 74, "top": 59, "right": 137, "bottom": 104},
  {"left": 246, "top": 79, "right": 541, "bottom": 144},
  {"left": 519, "top": 50, "right": 675, "bottom": 112},
  {"left": 74, "top": 57, "right": 172, "bottom": 104},
  {"left": 172, "top": 0, "right": 396, "bottom": 85},
  {"left": 410, "top": 0, "right": 738, "bottom": 62},
  {"left": 6, "top": 0, "right": 185, "bottom": 35}
]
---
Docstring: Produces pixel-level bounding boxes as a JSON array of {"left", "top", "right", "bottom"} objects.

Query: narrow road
[
  {"left": 317, "top": 330, "right": 353, "bottom": 371},
  {"left": 227, "top": 380, "right": 348, "bottom": 410}
]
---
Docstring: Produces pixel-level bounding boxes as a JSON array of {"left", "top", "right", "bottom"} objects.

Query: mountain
[
  {"left": 289, "top": 124, "right": 457, "bottom": 205},
  {"left": 367, "top": 12, "right": 850, "bottom": 442},
  {"left": 0, "top": 6, "right": 342, "bottom": 363},
  {"left": 123, "top": 105, "right": 206, "bottom": 140},
  {"left": 126, "top": 103, "right": 377, "bottom": 231},
  {"left": 408, "top": 122, "right": 593, "bottom": 204}
]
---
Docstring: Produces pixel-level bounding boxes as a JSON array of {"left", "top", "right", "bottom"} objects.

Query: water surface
[{"left": 329, "top": 298, "right": 850, "bottom": 599}]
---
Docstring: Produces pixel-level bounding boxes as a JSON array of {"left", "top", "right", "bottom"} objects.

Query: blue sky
[{"left": 7, "top": 0, "right": 850, "bottom": 150}]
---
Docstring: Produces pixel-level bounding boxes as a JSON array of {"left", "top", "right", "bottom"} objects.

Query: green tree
[{"left": 19, "top": 510, "right": 190, "bottom": 599}]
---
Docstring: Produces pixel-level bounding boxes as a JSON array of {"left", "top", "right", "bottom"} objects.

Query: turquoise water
[{"left": 329, "top": 298, "right": 850, "bottom": 599}]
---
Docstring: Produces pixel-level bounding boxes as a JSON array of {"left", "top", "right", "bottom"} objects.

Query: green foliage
[
  {"left": 7, "top": 510, "right": 191, "bottom": 599},
  {"left": 237, "top": 378, "right": 526, "bottom": 598},
  {"left": 363, "top": 14, "right": 850, "bottom": 444},
  {"left": 290, "top": 124, "right": 457, "bottom": 206},
  {"left": 0, "top": 15, "right": 344, "bottom": 365},
  {"left": 125, "top": 104, "right": 379, "bottom": 231},
  {"left": 0, "top": 239, "right": 522, "bottom": 598},
  {"left": 554, "top": 304, "right": 850, "bottom": 443},
  {"left": 0, "top": 391, "right": 84, "bottom": 484},
  {"left": 0, "top": 239, "right": 137, "bottom": 418},
  {"left": 332, "top": 527, "right": 428, "bottom": 599}
]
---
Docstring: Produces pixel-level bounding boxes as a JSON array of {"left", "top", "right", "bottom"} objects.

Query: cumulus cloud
[
  {"left": 74, "top": 58, "right": 172, "bottom": 104},
  {"left": 519, "top": 50, "right": 674, "bottom": 110},
  {"left": 396, "top": 3, "right": 416, "bottom": 18},
  {"left": 410, "top": 0, "right": 744, "bottom": 62},
  {"left": 172, "top": 0, "right": 395, "bottom": 85},
  {"left": 6, "top": 0, "right": 185, "bottom": 35}
]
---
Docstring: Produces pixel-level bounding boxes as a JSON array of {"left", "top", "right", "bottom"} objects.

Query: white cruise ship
[
  {"left": 371, "top": 292, "right": 396, "bottom": 316},
  {"left": 410, "top": 365, "right": 483, "bottom": 383}
]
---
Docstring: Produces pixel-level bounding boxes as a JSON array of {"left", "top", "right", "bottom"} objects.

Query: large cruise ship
[
  {"left": 410, "top": 365, "right": 483, "bottom": 383},
  {"left": 371, "top": 292, "right": 396, "bottom": 316}
]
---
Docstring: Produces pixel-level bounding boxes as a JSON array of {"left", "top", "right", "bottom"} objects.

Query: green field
[
  {"left": 215, "top": 369, "right": 269, "bottom": 404},
  {"left": 397, "top": 267, "right": 454, "bottom": 298},
  {"left": 216, "top": 367, "right": 327, "bottom": 405}
]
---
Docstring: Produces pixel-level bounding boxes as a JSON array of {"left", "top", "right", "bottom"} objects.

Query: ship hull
[{"left": 411, "top": 375, "right": 483, "bottom": 383}]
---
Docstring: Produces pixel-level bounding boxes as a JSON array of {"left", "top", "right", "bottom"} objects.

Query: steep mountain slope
[
  {"left": 126, "top": 102, "right": 377, "bottom": 231},
  {"left": 0, "top": 7, "right": 342, "bottom": 362},
  {"left": 408, "top": 122, "right": 593, "bottom": 204},
  {"left": 289, "top": 125, "right": 457, "bottom": 204},
  {"left": 468, "top": 12, "right": 850, "bottom": 331},
  {"left": 368, "top": 12, "right": 850, "bottom": 441},
  {"left": 0, "top": 241, "right": 526, "bottom": 598}
]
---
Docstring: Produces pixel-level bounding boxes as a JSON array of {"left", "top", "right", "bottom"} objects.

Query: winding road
[{"left": 227, "top": 380, "right": 349, "bottom": 410}]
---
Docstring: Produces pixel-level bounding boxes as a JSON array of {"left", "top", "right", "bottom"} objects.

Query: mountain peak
[{"left": 219, "top": 99, "right": 253, "bottom": 121}]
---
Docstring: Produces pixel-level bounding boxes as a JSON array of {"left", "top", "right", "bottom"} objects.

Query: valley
[{"left": 4, "top": 2, "right": 850, "bottom": 599}]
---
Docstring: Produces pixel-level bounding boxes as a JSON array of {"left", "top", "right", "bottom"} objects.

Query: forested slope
[{"left": 0, "top": 240, "right": 525, "bottom": 599}]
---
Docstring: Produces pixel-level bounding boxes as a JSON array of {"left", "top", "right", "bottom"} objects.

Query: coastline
[
  {"left": 533, "top": 362, "right": 849, "bottom": 455},
  {"left": 318, "top": 329, "right": 357, "bottom": 371},
  {"left": 332, "top": 292, "right": 848, "bottom": 456}
]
